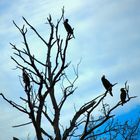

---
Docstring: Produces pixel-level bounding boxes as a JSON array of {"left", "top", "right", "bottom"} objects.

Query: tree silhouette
[{"left": 0, "top": 8, "right": 137, "bottom": 140}]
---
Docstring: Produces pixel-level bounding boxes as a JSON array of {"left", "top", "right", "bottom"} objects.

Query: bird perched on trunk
[
  {"left": 22, "top": 68, "right": 30, "bottom": 91},
  {"left": 120, "top": 88, "right": 127, "bottom": 106},
  {"left": 64, "top": 19, "right": 75, "bottom": 38},
  {"left": 101, "top": 75, "right": 117, "bottom": 96}
]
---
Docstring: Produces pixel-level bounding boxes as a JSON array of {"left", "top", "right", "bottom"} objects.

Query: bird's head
[
  {"left": 22, "top": 67, "right": 27, "bottom": 74},
  {"left": 65, "top": 19, "right": 68, "bottom": 22},
  {"left": 22, "top": 67, "right": 25, "bottom": 72},
  {"left": 102, "top": 75, "right": 105, "bottom": 79},
  {"left": 120, "top": 88, "right": 125, "bottom": 92}
]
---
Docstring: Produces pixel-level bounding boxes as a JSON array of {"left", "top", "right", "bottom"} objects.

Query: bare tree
[{"left": 0, "top": 8, "right": 137, "bottom": 140}]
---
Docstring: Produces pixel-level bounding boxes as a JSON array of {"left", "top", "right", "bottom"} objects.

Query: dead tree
[{"left": 0, "top": 8, "right": 137, "bottom": 140}]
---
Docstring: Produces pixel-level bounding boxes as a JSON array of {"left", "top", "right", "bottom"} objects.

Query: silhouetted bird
[
  {"left": 101, "top": 75, "right": 114, "bottom": 96},
  {"left": 64, "top": 19, "right": 75, "bottom": 38},
  {"left": 120, "top": 88, "right": 127, "bottom": 106},
  {"left": 13, "top": 137, "right": 19, "bottom": 140},
  {"left": 22, "top": 68, "right": 30, "bottom": 91}
]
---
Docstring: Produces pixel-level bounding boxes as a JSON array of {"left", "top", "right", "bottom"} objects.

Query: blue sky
[{"left": 0, "top": 0, "right": 140, "bottom": 139}]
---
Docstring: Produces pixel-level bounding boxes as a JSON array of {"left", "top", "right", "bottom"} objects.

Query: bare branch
[
  {"left": 0, "top": 93, "right": 29, "bottom": 114},
  {"left": 22, "top": 17, "right": 48, "bottom": 46},
  {"left": 12, "top": 121, "right": 32, "bottom": 128}
]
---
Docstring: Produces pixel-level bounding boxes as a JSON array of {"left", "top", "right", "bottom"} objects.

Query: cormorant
[
  {"left": 120, "top": 88, "right": 127, "bottom": 106},
  {"left": 13, "top": 137, "right": 19, "bottom": 140},
  {"left": 64, "top": 19, "right": 75, "bottom": 38},
  {"left": 101, "top": 75, "right": 113, "bottom": 96},
  {"left": 22, "top": 68, "right": 30, "bottom": 91}
]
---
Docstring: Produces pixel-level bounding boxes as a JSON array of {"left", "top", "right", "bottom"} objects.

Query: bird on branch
[
  {"left": 101, "top": 75, "right": 117, "bottom": 96},
  {"left": 120, "top": 88, "right": 127, "bottom": 106},
  {"left": 13, "top": 137, "right": 19, "bottom": 140},
  {"left": 64, "top": 19, "right": 75, "bottom": 38},
  {"left": 22, "top": 68, "right": 30, "bottom": 91}
]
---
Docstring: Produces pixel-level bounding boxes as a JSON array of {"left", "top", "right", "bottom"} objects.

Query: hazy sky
[{"left": 0, "top": 0, "right": 140, "bottom": 139}]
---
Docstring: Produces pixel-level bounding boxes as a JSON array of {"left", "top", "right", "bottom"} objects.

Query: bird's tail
[
  {"left": 109, "top": 91, "right": 113, "bottom": 96},
  {"left": 72, "top": 28, "right": 75, "bottom": 39},
  {"left": 108, "top": 86, "right": 113, "bottom": 96},
  {"left": 73, "top": 34, "right": 75, "bottom": 39}
]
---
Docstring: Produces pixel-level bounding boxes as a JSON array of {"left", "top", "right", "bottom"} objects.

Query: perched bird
[
  {"left": 22, "top": 68, "right": 30, "bottom": 91},
  {"left": 64, "top": 19, "right": 75, "bottom": 38},
  {"left": 101, "top": 75, "right": 114, "bottom": 96},
  {"left": 120, "top": 88, "right": 127, "bottom": 106},
  {"left": 13, "top": 137, "right": 19, "bottom": 140}
]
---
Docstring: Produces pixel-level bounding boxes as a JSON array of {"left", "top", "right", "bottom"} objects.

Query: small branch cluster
[{"left": 87, "top": 114, "right": 140, "bottom": 140}]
